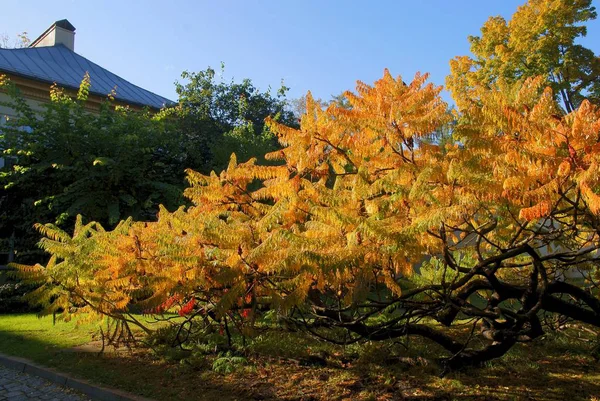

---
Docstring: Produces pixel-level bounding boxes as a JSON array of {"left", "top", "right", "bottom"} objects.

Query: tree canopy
[
  {"left": 0, "top": 31, "right": 30, "bottom": 49},
  {"left": 0, "top": 77, "right": 184, "bottom": 262},
  {"left": 0, "top": 67, "right": 296, "bottom": 263},
  {"left": 22, "top": 69, "right": 600, "bottom": 369},
  {"left": 161, "top": 66, "right": 296, "bottom": 172},
  {"left": 9, "top": 0, "right": 600, "bottom": 371}
]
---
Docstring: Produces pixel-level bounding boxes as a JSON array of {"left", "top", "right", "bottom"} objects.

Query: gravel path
[{"left": 0, "top": 365, "right": 89, "bottom": 401}]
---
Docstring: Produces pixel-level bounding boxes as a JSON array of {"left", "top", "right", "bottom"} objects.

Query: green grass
[
  {"left": 0, "top": 315, "right": 141, "bottom": 395},
  {"left": 0, "top": 314, "right": 98, "bottom": 359},
  {"left": 0, "top": 314, "right": 251, "bottom": 400},
  {"left": 0, "top": 314, "right": 199, "bottom": 400},
  {"left": 1, "top": 314, "right": 599, "bottom": 400}
]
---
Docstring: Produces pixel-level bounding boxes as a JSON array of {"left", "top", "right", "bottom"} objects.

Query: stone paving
[{"left": 0, "top": 366, "right": 89, "bottom": 401}]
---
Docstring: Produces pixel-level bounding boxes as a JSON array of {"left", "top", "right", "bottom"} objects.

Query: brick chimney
[{"left": 30, "top": 19, "right": 76, "bottom": 51}]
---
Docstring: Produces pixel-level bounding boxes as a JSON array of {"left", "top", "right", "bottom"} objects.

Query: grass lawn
[
  {"left": 0, "top": 314, "right": 599, "bottom": 400},
  {"left": 0, "top": 314, "right": 96, "bottom": 359}
]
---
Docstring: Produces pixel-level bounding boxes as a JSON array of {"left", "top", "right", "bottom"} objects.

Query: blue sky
[{"left": 2, "top": 1, "right": 599, "bottom": 104}]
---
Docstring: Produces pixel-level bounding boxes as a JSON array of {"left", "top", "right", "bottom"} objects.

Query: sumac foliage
[{"left": 19, "top": 67, "right": 600, "bottom": 370}]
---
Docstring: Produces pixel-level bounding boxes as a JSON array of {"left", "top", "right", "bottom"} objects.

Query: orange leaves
[
  {"left": 501, "top": 176, "right": 530, "bottom": 201},
  {"left": 383, "top": 271, "right": 403, "bottom": 296},
  {"left": 27, "top": 67, "right": 600, "bottom": 335},
  {"left": 453, "top": 69, "right": 600, "bottom": 225},
  {"left": 568, "top": 100, "right": 600, "bottom": 149},
  {"left": 556, "top": 160, "right": 571, "bottom": 177},
  {"left": 268, "top": 71, "right": 450, "bottom": 179},
  {"left": 518, "top": 200, "right": 552, "bottom": 221},
  {"left": 347, "top": 70, "right": 448, "bottom": 141},
  {"left": 143, "top": 294, "right": 196, "bottom": 317},
  {"left": 143, "top": 294, "right": 181, "bottom": 315}
]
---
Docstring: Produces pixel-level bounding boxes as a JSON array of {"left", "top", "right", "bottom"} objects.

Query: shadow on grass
[
  {"left": 437, "top": 366, "right": 600, "bottom": 400},
  {"left": 0, "top": 329, "right": 276, "bottom": 401},
  {"left": 419, "top": 345, "right": 600, "bottom": 401},
  {"left": 2, "top": 318, "right": 599, "bottom": 401}
]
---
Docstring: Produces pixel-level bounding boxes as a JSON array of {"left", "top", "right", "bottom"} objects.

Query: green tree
[
  {"left": 0, "top": 76, "right": 183, "bottom": 263},
  {"left": 160, "top": 66, "right": 296, "bottom": 172},
  {"left": 447, "top": 0, "right": 600, "bottom": 113}
]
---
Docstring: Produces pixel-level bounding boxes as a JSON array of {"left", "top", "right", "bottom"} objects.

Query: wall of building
[
  {"left": 0, "top": 91, "right": 48, "bottom": 169},
  {"left": 0, "top": 91, "right": 49, "bottom": 117}
]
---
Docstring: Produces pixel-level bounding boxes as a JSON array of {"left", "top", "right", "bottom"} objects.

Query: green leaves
[
  {"left": 0, "top": 78, "right": 185, "bottom": 263},
  {"left": 166, "top": 66, "right": 296, "bottom": 173},
  {"left": 212, "top": 352, "right": 247, "bottom": 374}
]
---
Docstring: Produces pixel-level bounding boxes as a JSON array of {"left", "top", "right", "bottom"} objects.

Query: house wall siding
[{"left": 0, "top": 91, "right": 47, "bottom": 169}]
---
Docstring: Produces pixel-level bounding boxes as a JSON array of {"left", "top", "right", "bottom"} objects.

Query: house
[
  {"left": 0, "top": 19, "right": 174, "bottom": 124},
  {"left": 0, "top": 19, "right": 175, "bottom": 265},
  {"left": 0, "top": 19, "right": 175, "bottom": 168}
]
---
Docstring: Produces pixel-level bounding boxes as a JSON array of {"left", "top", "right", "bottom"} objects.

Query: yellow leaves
[
  {"left": 350, "top": 70, "right": 450, "bottom": 142},
  {"left": 450, "top": 65, "right": 600, "bottom": 222},
  {"left": 566, "top": 100, "right": 600, "bottom": 151},
  {"left": 104, "top": 275, "right": 135, "bottom": 290},
  {"left": 556, "top": 160, "right": 571, "bottom": 177},
  {"left": 513, "top": 76, "right": 547, "bottom": 107},
  {"left": 225, "top": 250, "right": 241, "bottom": 268},
  {"left": 268, "top": 70, "right": 450, "bottom": 179},
  {"left": 185, "top": 168, "right": 209, "bottom": 187},
  {"left": 502, "top": 174, "right": 539, "bottom": 202},
  {"left": 11, "top": 262, "right": 43, "bottom": 273},
  {"left": 528, "top": 86, "right": 557, "bottom": 122},
  {"left": 383, "top": 273, "right": 403, "bottom": 297},
  {"left": 34, "top": 223, "right": 71, "bottom": 243},
  {"left": 227, "top": 152, "right": 238, "bottom": 171},
  {"left": 77, "top": 72, "right": 91, "bottom": 101},
  {"left": 112, "top": 296, "right": 131, "bottom": 311},
  {"left": 215, "top": 281, "right": 246, "bottom": 319},
  {"left": 503, "top": 176, "right": 523, "bottom": 193},
  {"left": 23, "top": 65, "right": 600, "bottom": 334}
]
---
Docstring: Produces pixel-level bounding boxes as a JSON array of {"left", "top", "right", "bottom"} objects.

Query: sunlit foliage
[{"left": 13, "top": 0, "right": 600, "bottom": 371}]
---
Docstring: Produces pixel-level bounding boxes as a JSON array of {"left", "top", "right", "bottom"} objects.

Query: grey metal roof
[{"left": 0, "top": 44, "right": 174, "bottom": 109}]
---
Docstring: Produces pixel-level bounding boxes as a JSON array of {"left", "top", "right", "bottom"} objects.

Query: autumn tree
[
  {"left": 16, "top": 0, "right": 600, "bottom": 371},
  {"left": 0, "top": 31, "right": 30, "bottom": 49},
  {"left": 1, "top": 66, "right": 297, "bottom": 264},
  {"left": 447, "top": 0, "right": 600, "bottom": 113},
  {"left": 19, "top": 65, "right": 600, "bottom": 370}
]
